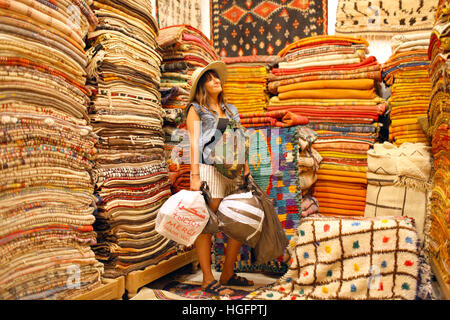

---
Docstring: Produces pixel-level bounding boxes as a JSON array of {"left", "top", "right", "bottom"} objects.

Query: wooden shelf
[
  {"left": 125, "top": 249, "right": 198, "bottom": 299},
  {"left": 72, "top": 276, "right": 125, "bottom": 300},
  {"left": 431, "top": 257, "right": 450, "bottom": 300}
]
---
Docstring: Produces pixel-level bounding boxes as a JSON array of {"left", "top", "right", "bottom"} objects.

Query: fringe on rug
[{"left": 393, "top": 175, "right": 432, "bottom": 192}]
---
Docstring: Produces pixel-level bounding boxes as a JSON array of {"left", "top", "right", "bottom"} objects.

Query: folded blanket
[
  {"left": 278, "top": 79, "right": 375, "bottom": 92},
  {"left": 278, "top": 88, "right": 376, "bottom": 100},
  {"left": 239, "top": 110, "right": 308, "bottom": 127},
  {"left": 278, "top": 35, "right": 370, "bottom": 57}
]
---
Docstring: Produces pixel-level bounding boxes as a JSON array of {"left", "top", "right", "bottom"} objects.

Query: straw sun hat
[{"left": 188, "top": 61, "right": 228, "bottom": 103}]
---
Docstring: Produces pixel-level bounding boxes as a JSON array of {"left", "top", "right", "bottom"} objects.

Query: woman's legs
[{"left": 195, "top": 198, "right": 234, "bottom": 294}]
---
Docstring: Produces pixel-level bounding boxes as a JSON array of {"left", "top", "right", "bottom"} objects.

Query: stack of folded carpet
[
  {"left": 157, "top": 25, "right": 219, "bottom": 193},
  {"left": 157, "top": 25, "right": 218, "bottom": 111},
  {"left": 270, "top": 35, "right": 387, "bottom": 218},
  {"left": 162, "top": 110, "right": 191, "bottom": 193},
  {"left": 0, "top": 0, "right": 104, "bottom": 299},
  {"left": 86, "top": 0, "right": 177, "bottom": 278},
  {"left": 222, "top": 55, "right": 279, "bottom": 114},
  {"left": 426, "top": 2, "right": 450, "bottom": 293},
  {"left": 364, "top": 142, "right": 432, "bottom": 242},
  {"left": 382, "top": 33, "right": 433, "bottom": 145}
]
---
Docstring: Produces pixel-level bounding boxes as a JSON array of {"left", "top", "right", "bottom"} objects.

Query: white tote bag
[{"left": 156, "top": 190, "right": 210, "bottom": 246}]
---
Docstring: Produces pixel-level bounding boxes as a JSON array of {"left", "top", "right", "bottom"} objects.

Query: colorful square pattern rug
[
  {"left": 211, "top": 0, "right": 328, "bottom": 57},
  {"left": 245, "top": 216, "right": 422, "bottom": 300},
  {"left": 214, "top": 126, "right": 302, "bottom": 274}
]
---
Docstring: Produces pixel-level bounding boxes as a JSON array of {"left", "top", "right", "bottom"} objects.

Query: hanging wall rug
[
  {"left": 335, "top": 0, "right": 437, "bottom": 40},
  {"left": 211, "top": 0, "right": 327, "bottom": 57}
]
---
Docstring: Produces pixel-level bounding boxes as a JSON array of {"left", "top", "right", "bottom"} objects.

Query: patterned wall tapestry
[
  {"left": 156, "top": 0, "right": 203, "bottom": 31},
  {"left": 211, "top": 0, "right": 328, "bottom": 57},
  {"left": 335, "top": 0, "right": 437, "bottom": 39}
]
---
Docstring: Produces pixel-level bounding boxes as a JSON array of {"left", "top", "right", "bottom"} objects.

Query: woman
[{"left": 186, "top": 61, "right": 254, "bottom": 296}]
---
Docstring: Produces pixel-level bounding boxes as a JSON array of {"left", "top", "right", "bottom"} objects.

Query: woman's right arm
[{"left": 186, "top": 106, "right": 202, "bottom": 191}]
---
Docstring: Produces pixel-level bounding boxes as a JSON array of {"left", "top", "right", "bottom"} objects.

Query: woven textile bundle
[
  {"left": 364, "top": 142, "right": 432, "bottom": 242},
  {"left": 382, "top": 32, "right": 433, "bottom": 145},
  {"left": 222, "top": 55, "right": 279, "bottom": 114},
  {"left": 246, "top": 216, "right": 422, "bottom": 300},
  {"left": 271, "top": 35, "right": 387, "bottom": 217},
  {"left": 157, "top": 25, "right": 218, "bottom": 194},
  {"left": 426, "top": 1, "right": 450, "bottom": 294},
  {"left": 86, "top": 0, "right": 179, "bottom": 278},
  {"left": 0, "top": 0, "right": 104, "bottom": 299}
]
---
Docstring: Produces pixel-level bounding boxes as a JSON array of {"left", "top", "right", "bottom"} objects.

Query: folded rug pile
[
  {"left": 0, "top": 0, "right": 104, "bottom": 299},
  {"left": 382, "top": 33, "right": 433, "bottom": 145},
  {"left": 157, "top": 25, "right": 218, "bottom": 193},
  {"left": 426, "top": 3, "right": 450, "bottom": 293},
  {"left": 222, "top": 55, "right": 279, "bottom": 114},
  {"left": 86, "top": 0, "right": 177, "bottom": 278},
  {"left": 269, "top": 35, "right": 387, "bottom": 217}
]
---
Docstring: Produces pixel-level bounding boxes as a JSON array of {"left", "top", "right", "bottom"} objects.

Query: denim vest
[{"left": 186, "top": 102, "right": 241, "bottom": 164}]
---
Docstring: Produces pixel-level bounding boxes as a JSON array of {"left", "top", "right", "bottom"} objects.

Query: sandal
[
  {"left": 202, "top": 280, "right": 235, "bottom": 296},
  {"left": 221, "top": 274, "right": 254, "bottom": 287}
]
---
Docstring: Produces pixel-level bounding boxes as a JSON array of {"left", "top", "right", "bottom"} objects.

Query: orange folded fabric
[
  {"left": 314, "top": 181, "right": 366, "bottom": 190},
  {"left": 317, "top": 198, "right": 367, "bottom": 207},
  {"left": 278, "top": 35, "right": 370, "bottom": 57},
  {"left": 278, "top": 79, "right": 375, "bottom": 92},
  {"left": 278, "top": 88, "right": 376, "bottom": 100},
  {"left": 316, "top": 174, "right": 367, "bottom": 184},
  {"left": 318, "top": 207, "right": 365, "bottom": 216},
  {"left": 317, "top": 169, "right": 367, "bottom": 179},
  {"left": 319, "top": 203, "right": 366, "bottom": 211},
  {"left": 314, "top": 187, "right": 367, "bottom": 198}
]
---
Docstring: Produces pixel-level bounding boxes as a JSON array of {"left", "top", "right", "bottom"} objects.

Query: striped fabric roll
[{"left": 217, "top": 191, "right": 264, "bottom": 248}]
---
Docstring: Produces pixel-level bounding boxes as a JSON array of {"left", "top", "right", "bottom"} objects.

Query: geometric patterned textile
[
  {"left": 335, "top": 0, "right": 437, "bottom": 40},
  {"left": 214, "top": 126, "right": 302, "bottom": 274},
  {"left": 156, "top": 0, "right": 202, "bottom": 31},
  {"left": 246, "top": 216, "right": 421, "bottom": 300},
  {"left": 211, "top": 0, "right": 327, "bottom": 57}
]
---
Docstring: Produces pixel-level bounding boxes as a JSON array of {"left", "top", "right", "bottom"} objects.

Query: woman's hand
[{"left": 190, "top": 175, "right": 202, "bottom": 191}]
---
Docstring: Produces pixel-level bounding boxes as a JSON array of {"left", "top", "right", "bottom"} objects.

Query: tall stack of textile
[
  {"left": 157, "top": 25, "right": 219, "bottom": 193},
  {"left": 427, "top": 0, "right": 450, "bottom": 297},
  {"left": 269, "top": 35, "right": 387, "bottom": 218},
  {"left": 382, "top": 33, "right": 433, "bottom": 146},
  {"left": 86, "top": 0, "right": 176, "bottom": 279},
  {"left": 221, "top": 56, "right": 279, "bottom": 114},
  {"left": 0, "top": 1, "right": 104, "bottom": 299}
]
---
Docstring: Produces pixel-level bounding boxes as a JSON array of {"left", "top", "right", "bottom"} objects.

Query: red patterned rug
[{"left": 210, "top": 0, "right": 327, "bottom": 57}]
